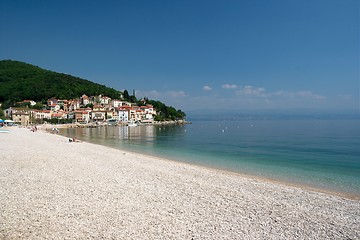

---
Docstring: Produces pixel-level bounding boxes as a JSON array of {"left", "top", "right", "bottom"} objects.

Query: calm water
[{"left": 60, "top": 116, "right": 360, "bottom": 196}]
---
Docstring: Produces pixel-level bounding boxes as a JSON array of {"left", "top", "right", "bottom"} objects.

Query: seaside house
[
  {"left": 111, "top": 109, "right": 119, "bottom": 120},
  {"left": 12, "top": 112, "right": 30, "bottom": 126},
  {"left": 9, "top": 108, "right": 34, "bottom": 126},
  {"left": 122, "top": 101, "right": 132, "bottom": 107},
  {"left": 92, "top": 94, "right": 111, "bottom": 106},
  {"left": 115, "top": 105, "right": 155, "bottom": 123},
  {"left": 111, "top": 99, "right": 127, "bottom": 108},
  {"left": 132, "top": 107, "right": 146, "bottom": 122},
  {"left": 4, "top": 107, "right": 34, "bottom": 119},
  {"left": 4, "top": 108, "right": 12, "bottom": 118},
  {"left": 34, "top": 110, "right": 52, "bottom": 120},
  {"left": 72, "top": 99, "right": 81, "bottom": 110},
  {"left": 128, "top": 108, "right": 138, "bottom": 122},
  {"left": 51, "top": 112, "right": 65, "bottom": 119},
  {"left": 47, "top": 98, "right": 58, "bottom": 106},
  {"left": 81, "top": 94, "right": 90, "bottom": 106},
  {"left": 57, "top": 99, "right": 68, "bottom": 109},
  {"left": 92, "top": 105, "right": 106, "bottom": 111},
  {"left": 91, "top": 110, "right": 106, "bottom": 122},
  {"left": 101, "top": 96, "right": 111, "bottom": 105},
  {"left": 48, "top": 103, "right": 60, "bottom": 112},
  {"left": 74, "top": 110, "right": 90, "bottom": 123},
  {"left": 140, "top": 105, "right": 155, "bottom": 123},
  {"left": 105, "top": 110, "right": 115, "bottom": 120},
  {"left": 78, "top": 107, "right": 92, "bottom": 113},
  {"left": 117, "top": 107, "right": 130, "bottom": 122},
  {"left": 90, "top": 109, "right": 114, "bottom": 122}
]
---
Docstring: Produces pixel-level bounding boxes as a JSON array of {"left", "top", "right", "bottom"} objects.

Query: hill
[
  {"left": 0, "top": 60, "right": 122, "bottom": 105},
  {"left": 0, "top": 60, "right": 186, "bottom": 120}
]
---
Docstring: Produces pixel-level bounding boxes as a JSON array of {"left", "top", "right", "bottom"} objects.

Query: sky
[{"left": 0, "top": 0, "right": 359, "bottom": 114}]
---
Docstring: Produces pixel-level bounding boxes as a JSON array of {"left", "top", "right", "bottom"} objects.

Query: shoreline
[
  {"left": 55, "top": 125, "right": 360, "bottom": 201},
  {"left": 36, "top": 120, "right": 191, "bottom": 130},
  {"left": 8, "top": 124, "right": 360, "bottom": 199},
  {"left": 1, "top": 127, "right": 359, "bottom": 239}
]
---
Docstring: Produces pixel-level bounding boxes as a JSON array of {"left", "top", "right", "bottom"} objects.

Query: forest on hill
[
  {"left": 0, "top": 60, "right": 186, "bottom": 120},
  {"left": 0, "top": 60, "right": 121, "bottom": 106}
]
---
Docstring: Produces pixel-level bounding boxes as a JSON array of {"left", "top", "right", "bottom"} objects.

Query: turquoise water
[{"left": 60, "top": 116, "right": 360, "bottom": 196}]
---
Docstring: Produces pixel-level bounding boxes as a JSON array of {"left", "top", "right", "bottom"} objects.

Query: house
[
  {"left": 93, "top": 95, "right": 111, "bottom": 105},
  {"left": 101, "top": 96, "right": 111, "bottom": 105},
  {"left": 128, "top": 107, "right": 142, "bottom": 122},
  {"left": 92, "top": 105, "right": 106, "bottom": 111},
  {"left": 4, "top": 108, "right": 12, "bottom": 118},
  {"left": 68, "top": 99, "right": 81, "bottom": 110},
  {"left": 105, "top": 110, "right": 115, "bottom": 120},
  {"left": 34, "top": 110, "right": 51, "bottom": 120},
  {"left": 51, "top": 112, "right": 64, "bottom": 119},
  {"left": 4, "top": 107, "right": 34, "bottom": 119},
  {"left": 75, "top": 110, "right": 90, "bottom": 123},
  {"left": 47, "top": 98, "right": 58, "bottom": 106},
  {"left": 91, "top": 110, "right": 106, "bottom": 122},
  {"left": 77, "top": 107, "right": 92, "bottom": 113},
  {"left": 90, "top": 110, "right": 113, "bottom": 122},
  {"left": 81, "top": 94, "right": 90, "bottom": 106},
  {"left": 140, "top": 105, "right": 155, "bottom": 123},
  {"left": 118, "top": 107, "right": 129, "bottom": 122},
  {"left": 112, "top": 100, "right": 125, "bottom": 108},
  {"left": 12, "top": 111, "right": 31, "bottom": 126},
  {"left": 57, "top": 99, "right": 68, "bottom": 109},
  {"left": 48, "top": 104, "right": 60, "bottom": 112}
]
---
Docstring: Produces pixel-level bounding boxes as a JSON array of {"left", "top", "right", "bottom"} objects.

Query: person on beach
[{"left": 69, "top": 137, "right": 80, "bottom": 143}]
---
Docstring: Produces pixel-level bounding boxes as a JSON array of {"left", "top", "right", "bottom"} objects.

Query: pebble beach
[{"left": 0, "top": 127, "right": 359, "bottom": 239}]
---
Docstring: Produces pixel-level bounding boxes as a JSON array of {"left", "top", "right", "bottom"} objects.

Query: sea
[{"left": 59, "top": 114, "right": 360, "bottom": 197}]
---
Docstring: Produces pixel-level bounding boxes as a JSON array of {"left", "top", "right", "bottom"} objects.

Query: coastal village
[{"left": 2, "top": 94, "right": 177, "bottom": 126}]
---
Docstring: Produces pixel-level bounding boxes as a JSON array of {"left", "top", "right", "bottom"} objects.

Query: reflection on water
[
  {"left": 59, "top": 119, "right": 360, "bottom": 196},
  {"left": 61, "top": 124, "right": 187, "bottom": 155}
]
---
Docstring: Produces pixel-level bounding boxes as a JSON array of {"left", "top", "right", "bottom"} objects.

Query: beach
[{"left": 0, "top": 127, "right": 359, "bottom": 239}]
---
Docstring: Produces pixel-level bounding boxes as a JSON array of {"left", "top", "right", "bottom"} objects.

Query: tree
[
  {"left": 129, "top": 95, "right": 137, "bottom": 103},
  {"left": 123, "top": 90, "right": 130, "bottom": 101},
  {"left": 0, "top": 60, "right": 122, "bottom": 102},
  {"left": 31, "top": 103, "right": 44, "bottom": 110},
  {"left": 85, "top": 103, "right": 94, "bottom": 109}
]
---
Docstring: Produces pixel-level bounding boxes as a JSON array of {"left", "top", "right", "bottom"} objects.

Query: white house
[
  {"left": 118, "top": 107, "right": 129, "bottom": 122},
  {"left": 91, "top": 110, "right": 107, "bottom": 121},
  {"left": 34, "top": 110, "right": 52, "bottom": 120},
  {"left": 140, "top": 105, "right": 155, "bottom": 122},
  {"left": 111, "top": 100, "right": 130, "bottom": 108},
  {"left": 81, "top": 95, "right": 90, "bottom": 105}
]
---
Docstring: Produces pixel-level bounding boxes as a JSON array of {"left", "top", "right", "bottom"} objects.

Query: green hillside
[
  {"left": 0, "top": 60, "right": 186, "bottom": 120},
  {"left": 0, "top": 60, "right": 122, "bottom": 105}
]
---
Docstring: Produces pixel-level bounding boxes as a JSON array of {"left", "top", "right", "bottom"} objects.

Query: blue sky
[{"left": 1, "top": 0, "right": 359, "bottom": 113}]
